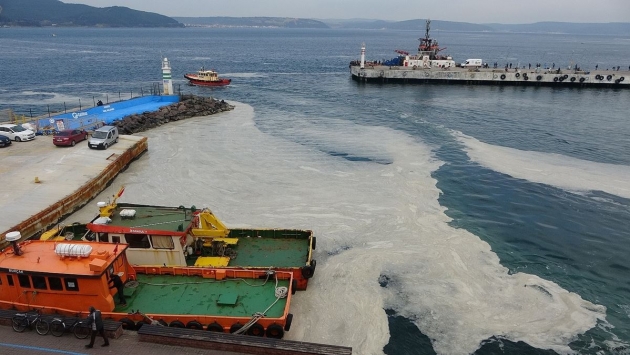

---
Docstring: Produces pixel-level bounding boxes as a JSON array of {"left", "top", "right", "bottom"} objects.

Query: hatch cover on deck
[{"left": 216, "top": 293, "right": 238, "bottom": 306}]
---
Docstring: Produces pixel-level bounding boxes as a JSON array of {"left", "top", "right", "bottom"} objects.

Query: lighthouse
[
  {"left": 162, "top": 57, "right": 174, "bottom": 95},
  {"left": 360, "top": 43, "right": 365, "bottom": 69}
]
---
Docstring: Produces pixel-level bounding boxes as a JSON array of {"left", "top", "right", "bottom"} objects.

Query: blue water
[{"left": 1, "top": 27, "right": 629, "bottom": 355}]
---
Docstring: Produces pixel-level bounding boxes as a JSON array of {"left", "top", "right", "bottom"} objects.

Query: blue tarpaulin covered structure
[{"left": 36, "top": 95, "right": 179, "bottom": 133}]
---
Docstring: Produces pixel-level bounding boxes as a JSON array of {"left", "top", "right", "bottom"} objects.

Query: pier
[{"left": 350, "top": 65, "right": 630, "bottom": 88}]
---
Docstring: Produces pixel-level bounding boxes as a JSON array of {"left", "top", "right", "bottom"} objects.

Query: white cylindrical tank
[
  {"left": 5, "top": 231, "right": 21, "bottom": 242},
  {"left": 55, "top": 243, "right": 93, "bottom": 258}
]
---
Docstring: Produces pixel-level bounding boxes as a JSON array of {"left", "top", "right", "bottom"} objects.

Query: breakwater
[
  {"left": 113, "top": 95, "right": 235, "bottom": 134},
  {"left": 350, "top": 65, "right": 630, "bottom": 88}
]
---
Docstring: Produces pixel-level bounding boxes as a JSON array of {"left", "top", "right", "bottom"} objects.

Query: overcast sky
[{"left": 67, "top": 0, "right": 630, "bottom": 24}]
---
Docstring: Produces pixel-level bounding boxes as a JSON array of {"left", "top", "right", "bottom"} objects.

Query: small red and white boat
[{"left": 184, "top": 67, "right": 231, "bottom": 87}]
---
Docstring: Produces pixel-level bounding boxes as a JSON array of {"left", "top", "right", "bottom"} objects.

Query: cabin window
[
  {"left": 65, "top": 278, "right": 79, "bottom": 291},
  {"left": 7, "top": 275, "right": 14, "bottom": 286},
  {"left": 49, "top": 277, "right": 63, "bottom": 291},
  {"left": 112, "top": 236, "right": 121, "bottom": 243},
  {"left": 99, "top": 233, "right": 109, "bottom": 243},
  {"left": 125, "top": 234, "right": 151, "bottom": 248},
  {"left": 18, "top": 274, "right": 31, "bottom": 288},
  {"left": 150, "top": 235, "right": 175, "bottom": 249},
  {"left": 32, "top": 275, "right": 47, "bottom": 290}
]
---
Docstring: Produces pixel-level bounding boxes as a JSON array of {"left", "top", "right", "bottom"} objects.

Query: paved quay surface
[{"left": 0, "top": 324, "right": 247, "bottom": 355}]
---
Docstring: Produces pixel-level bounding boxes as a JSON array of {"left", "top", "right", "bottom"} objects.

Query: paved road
[{"left": 0, "top": 324, "right": 245, "bottom": 355}]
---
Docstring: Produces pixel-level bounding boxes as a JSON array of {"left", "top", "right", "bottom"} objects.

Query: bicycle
[
  {"left": 12, "top": 309, "right": 50, "bottom": 335},
  {"left": 49, "top": 317, "right": 90, "bottom": 339}
]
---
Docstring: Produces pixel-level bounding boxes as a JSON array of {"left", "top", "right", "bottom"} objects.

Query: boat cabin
[{"left": 0, "top": 240, "right": 133, "bottom": 313}]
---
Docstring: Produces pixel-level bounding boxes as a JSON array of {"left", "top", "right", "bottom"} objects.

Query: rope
[{"left": 233, "top": 272, "right": 288, "bottom": 335}]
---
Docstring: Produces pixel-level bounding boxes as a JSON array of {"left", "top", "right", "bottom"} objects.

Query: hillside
[
  {"left": 0, "top": 0, "right": 183, "bottom": 27},
  {"left": 174, "top": 17, "right": 329, "bottom": 29},
  {"left": 486, "top": 22, "right": 630, "bottom": 35},
  {"left": 324, "top": 18, "right": 493, "bottom": 32}
]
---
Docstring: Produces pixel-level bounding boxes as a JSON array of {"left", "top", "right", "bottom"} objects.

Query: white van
[
  {"left": 88, "top": 125, "right": 119, "bottom": 150},
  {"left": 461, "top": 59, "right": 483, "bottom": 68},
  {"left": 0, "top": 123, "right": 36, "bottom": 142}
]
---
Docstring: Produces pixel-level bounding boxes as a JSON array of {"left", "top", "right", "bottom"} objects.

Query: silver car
[{"left": 88, "top": 125, "right": 119, "bottom": 149}]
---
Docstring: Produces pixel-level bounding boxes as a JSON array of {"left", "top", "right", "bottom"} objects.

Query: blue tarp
[{"left": 37, "top": 95, "right": 179, "bottom": 132}]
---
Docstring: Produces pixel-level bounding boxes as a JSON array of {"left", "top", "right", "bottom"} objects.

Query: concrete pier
[
  {"left": 350, "top": 65, "right": 630, "bottom": 88},
  {"left": 0, "top": 134, "right": 147, "bottom": 246}
]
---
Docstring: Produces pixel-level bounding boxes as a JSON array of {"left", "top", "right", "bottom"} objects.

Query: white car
[{"left": 0, "top": 123, "right": 36, "bottom": 142}]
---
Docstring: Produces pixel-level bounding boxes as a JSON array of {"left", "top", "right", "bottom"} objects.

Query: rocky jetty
[{"left": 113, "top": 95, "right": 234, "bottom": 134}]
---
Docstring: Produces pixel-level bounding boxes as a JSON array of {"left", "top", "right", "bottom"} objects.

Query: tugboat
[
  {"left": 184, "top": 67, "right": 231, "bottom": 87},
  {"left": 382, "top": 19, "right": 456, "bottom": 69}
]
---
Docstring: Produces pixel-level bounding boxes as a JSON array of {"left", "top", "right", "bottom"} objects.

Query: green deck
[
  {"left": 114, "top": 274, "right": 288, "bottom": 318},
  {"left": 188, "top": 229, "right": 310, "bottom": 268}
]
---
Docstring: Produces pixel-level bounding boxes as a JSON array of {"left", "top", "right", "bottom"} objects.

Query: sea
[{"left": 0, "top": 27, "right": 629, "bottom": 355}]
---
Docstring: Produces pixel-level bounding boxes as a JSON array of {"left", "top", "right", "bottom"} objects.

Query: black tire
[
  {"left": 301, "top": 265, "right": 315, "bottom": 279},
  {"left": 284, "top": 313, "right": 293, "bottom": 331},
  {"left": 169, "top": 320, "right": 185, "bottom": 328},
  {"left": 135, "top": 321, "right": 145, "bottom": 331},
  {"left": 562, "top": 74, "right": 568, "bottom": 79},
  {"left": 35, "top": 319, "right": 50, "bottom": 335},
  {"left": 73, "top": 322, "right": 90, "bottom": 339},
  {"left": 291, "top": 279, "right": 298, "bottom": 295},
  {"left": 71, "top": 140, "right": 76, "bottom": 146},
  {"left": 500, "top": 74, "right": 506, "bottom": 80},
  {"left": 247, "top": 323, "right": 265, "bottom": 337},
  {"left": 12, "top": 317, "right": 27, "bottom": 332},
  {"left": 50, "top": 320, "right": 65, "bottom": 337},
  {"left": 265, "top": 324, "right": 284, "bottom": 339},
  {"left": 523, "top": 75, "right": 528, "bottom": 81},
  {"left": 103, "top": 143, "right": 108, "bottom": 149},
  {"left": 311, "top": 236, "right": 316, "bottom": 250},
  {"left": 570, "top": 77, "right": 576, "bottom": 82},
  {"left": 115, "top": 137, "right": 118, "bottom": 143},
  {"left": 229, "top": 323, "right": 243, "bottom": 334},
  {"left": 553, "top": 77, "right": 559, "bottom": 82},
  {"left": 15, "top": 137, "right": 21, "bottom": 142},
  {"left": 515, "top": 73, "right": 520, "bottom": 78},
  {"left": 620, "top": 77, "right": 625, "bottom": 82},
  {"left": 579, "top": 77, "right": 585, "bottom": 83},
  {"left": 536, "top": 75, "right": 542, "bottom": 81},
  {"left": 607, "top": 75, "right": 612, "bottom": 81},
  {"left": 186, "top": 320, "right": 204, "bottom": 330},
  {"left": 206, "top": 322, "right": 223, "bottom": 332},
  {"left": 120, "top": 318, "right": 135, "bottom": 330}
]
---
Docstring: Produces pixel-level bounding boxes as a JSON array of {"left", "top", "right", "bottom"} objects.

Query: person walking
[
  {"left": 85, "top": 306, "right": 109, "bottom": 348},
  {"left": 109, "top": 273, "right": 127, "bottom": 306}
]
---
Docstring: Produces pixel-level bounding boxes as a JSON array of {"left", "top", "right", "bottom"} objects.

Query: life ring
[
  {"left": 515, "top": 73, "right": 520, "bottom": 78},
  {"left": 291, "top": 279, "right": 298, "bottom": 295},
  {"left": 119, "top": 318, "right": 135, "bottom": 330},
  {"left": 570, "top": 77, "right": 576, "bottom": 82},
  {"left": 206, "top": 322, "right": 223, "bottom": 332},
  {"left": 230, "top": 323, "right": 243, "bottom": 333},
  {"left": 607, "top": 75, "right": 612, "bottom": 81},
  {"left": 283, "top": 313, "right": 293, "bottom": 331},
  {"left": 553, "top": 77, "right": 559, "bottom": 82},
  {"left": 536, "top": 75, "right": 542, "bottom": 81},
  {"left": 311, "top": 236, "right": 316, "bottom": 250},
  {"left": 186, "top": 320, "right": 204, "bottom": 330},
  {"left": 412, "top": 65, "right": 417, "bottom": 69},
  {"left": 247, "top": 323, "right": 265, "bottom": 337},
  {"left": 579, "top": 77, "right": 586, "bottom": 83},
  {"left": 500, "top": 74, "right": 506, "bottom": 80},
  {"left": 265, "top": 324, "right": 284, "bottom": 339},
  {"left": 169, "top": 320, "right": 185, "bottom": 328}
]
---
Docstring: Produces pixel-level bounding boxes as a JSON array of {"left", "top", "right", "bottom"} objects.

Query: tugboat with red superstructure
[{"left": 184, "top": 67, "right": 231, "bottom": 87}]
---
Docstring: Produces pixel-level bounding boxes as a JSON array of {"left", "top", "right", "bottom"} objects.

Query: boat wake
[
  {"left": 69, "top": 102, "right": 607, "bottom": 355},
  {"left": 453, "top": 131, "right": 630, "bottom": 200}
]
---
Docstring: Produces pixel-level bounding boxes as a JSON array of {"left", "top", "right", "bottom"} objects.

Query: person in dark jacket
[
  {"left": 109, "top": 273, "right": 126, "bottom": 306},
  {"left": 85, "top": 306, "right": 109, "bottom": 348}
]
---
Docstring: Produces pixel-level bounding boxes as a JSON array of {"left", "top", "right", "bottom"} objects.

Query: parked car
[
  {"left": 0, "top": 134, "right": 11, "bottom": 148},
  {"left": 53, "top": 129, "right": 88, "bottom": 147},
  {"left": 0, "top": 123, "right": 36, "bottom": 142},
  {"left": 88, "top": 125, "right": 118, "bottom": 150}
]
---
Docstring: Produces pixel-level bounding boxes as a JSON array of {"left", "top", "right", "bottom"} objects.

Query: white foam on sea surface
[
  {"left": 454, "top": 131, "right": 630, "bottom": 199},
  {"left": 68, "top": 102, "right": 606, "bottom": 355}
]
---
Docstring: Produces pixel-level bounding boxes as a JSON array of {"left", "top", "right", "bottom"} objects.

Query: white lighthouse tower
[
  {"left": 360, "top": 43, "right": 365, "bottom": 69},
  {"left": 162, "top": 57, "right": 174, "bottom": 95}
]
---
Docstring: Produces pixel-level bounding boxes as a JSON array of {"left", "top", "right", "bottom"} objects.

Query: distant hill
[
  {"left": 174, "top": 17, "right": 329, "bottom": 29},
  {"left": 485, "top": 22, "right": 630, "bottom": 35},
  {"left": 321, "top": 18, "right": 629, "bottom": 35},
  {"left": 324, "top": 18, "right": 493, "bottom": 32},
  {"left": 0, "top": 0, "right": 183, "bottom": 27}
]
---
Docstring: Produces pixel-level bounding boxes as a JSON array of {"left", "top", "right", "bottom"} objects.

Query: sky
[{"left": 66, "top": 0, "right": 630, "bottom": 24}]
